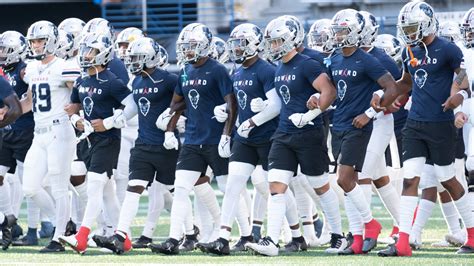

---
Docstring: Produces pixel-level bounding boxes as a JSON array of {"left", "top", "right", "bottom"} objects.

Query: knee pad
[
  {"left": 71, "top": 161, "right": 87, "bottom": 176},
  {"left": 0, "top": 165, "right": 10, "bottom": 178},
  {"left": 251, "top": 165, "right": 267, "bottom": 185},
  {"left": 87, "top": 172, "right": 108, "bottom": 186},
  {"left": 420, "top": 164, "right": 437, "bottom": 190},
  {"left": 403, "top": 157, "right": 426, "bottom": 179},
  {"left": 229, "top": 161, "right": 255, "bottom": 177},
  {"left": 128, "top": 179, "right": 149, "bottom": 188},
  {"left": 267, "top": 169, "right": 293, "bottom": 185},
  {"left": 23, "top": 184, "right": 39, "bottom": 198},
  {"left": 306, "top": 173, "right": 329, "bottom": 189},
  {"left": 466, "top": 156, "right": 474, "bottom": 172},
  {"left": 175, "top": 170, "right": 201, "bottom": 191},
  {"left": 434, "top": 163, "right": 456, "bottom": 183}
]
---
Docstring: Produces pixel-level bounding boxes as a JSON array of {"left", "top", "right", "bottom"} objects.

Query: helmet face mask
[
  {"left": 461, "top": 8, "right": 474, "bottom": 48},
  {"left": 27, "top": 21, "right": 59, "bottom": 60},
  {"left": 228, "top": 23, "right": 263, "bottom": 64},
  {"left": 330, "top": 9, "right": 364, "bottom": 49},
  {"left": 397, "top": 2, "right": 436, "bottom": 46},
  {"left": 78, "top": 33, "right": 113, "bottom": 70},
  {"left": 78, "top": 46, "right": 99, "bottom": 68},
  {"left": 0, "top": 31, "right": 27, "bottom": 67},
  {"left": 176, "top": 23, "right": 212, "bottom": 65},
  {"left": 307, "top": 19, "right": 334, "bottom": 53},
  {"left": 264, "top": 17, "right": 298, "bottom": 61},
  {"left": 125, "top": 54, "right": 145, "bottom": 74},
  {"left": 125, "top": 37, "right": 164, "bottom": 74}
]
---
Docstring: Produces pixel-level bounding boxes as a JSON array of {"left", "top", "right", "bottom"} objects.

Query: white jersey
[{"left": 24, "top": 57, "right": 80, "bottom": 126}]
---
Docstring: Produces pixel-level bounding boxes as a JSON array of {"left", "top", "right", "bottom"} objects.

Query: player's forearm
[
  {"left": 451, "top": 68, "right": 469, "bottom": 96},
  {"left": 20, "top": 97, "right": 32, "bottom": 114},
  {"left": 166, "top": 110, "right": 183, "bottom": 132},
  {"left": 318, "top": 87, "right": 336, "bottom": 111},
  {"left": 223, "top": 94, "right": 237, "bottom": 136},
  {"left": 0, "top": 97, "right": 22, "bottom": 128}
]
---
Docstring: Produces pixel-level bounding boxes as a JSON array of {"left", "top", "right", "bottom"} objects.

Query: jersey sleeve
[
  {"left": 23, "top": 62, "right": 33, "bottom": 84},
  {"left": 0, "top": 77, "right": 15, "bottom": 100},
  {"left": 214, "top": 64, "right": 233, "bottom": 98},
  {"left": 174, "top": 70, "right": 184, "bottom": 96},
  {"left": 61, "top": 60, "right": 81, "bottom": 83},
  {"left": 302, "top": 58, "right": 323, "bottom": 85},
  {"left": 167, "top": 73, "right": 179, "bottom": 93},
  {"left": 446, "top": 43, "right": 463, "bottom": 71},
  {"left": 258, "top": 64, "right": 276, "bottom": 94},
  {"left": 107, "top": 58, "right": 130, "bottom": 85},
  {"left": 110, "top": 77, "right": 132, "bottom": 103},
  {"left": 364, "top": 53, "right": 388, "bottom": 82}
]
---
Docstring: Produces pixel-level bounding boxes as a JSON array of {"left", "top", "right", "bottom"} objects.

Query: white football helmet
[
  {"left": 115, "top": 27, "right": 144, "bottom": 60},
  {"left": 460, "top": 8, "right": 474, "bottom": 48},
  {"left": 359, "top": 11, "right": 379, "bottom": 47},
  {"left": 0, "top": 31, "right": 27, "bottom": 67},
  {"left": 26, "top": 20, "right": 59, "bottom": 60},
  {"left": 282, "top": 15, "right": 305, "bottom": 48},
  {"left": 209, "top": 36, "right": 229, "bottom": 64},
  {"left": 82, "top": 18, "right": 115, "bottom": 42},
  {"left": 264, "top": 16, "right": 299, "bottom": 61},
  {"left": 438, "top": 21, "right": 461, "bottom": 43},
  {"left": 157, "top": 44, "right": 169, "bottom": 69},
  {"left": 58, "top": 18, "right": 85, "bottom": 54},
  {"left": 397, "top": 1, "right": 437, "bottom": 46},
  {"left": 373, "top": 34, "right": 403, "bottom": 63},
  {"left": 307, "top": 19, "right": 334, "bottom": 54},
  {"left": 55, "top": 30, "right": 75, "bottom": 59},
  {"left": 125, "top": 37, "right": 164, "bottom": 74},
  {"left": 176, "top": 23, "right": 213, "bottom": 64},
  {"left": 330, "top": 9, "right": 365, "bottom": 48},
  {"left": 228, "top": 23, "right": 264, "bottom": 64},
  {"left": 78, "top": 32, "right": 113, "bottom": 69}
]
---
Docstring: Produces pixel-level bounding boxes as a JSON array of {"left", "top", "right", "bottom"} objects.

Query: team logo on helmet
[
  {"left": 279, "top": 85, "right": 291, "bottom": 104},
  {"left": 419, "top": 3, "right": 434, "bottom": 18},
  {"left": 337, "top": 80, "right": 347, "bottom": 101},
  {"left": 188, "top": 89, "right": 200, "bottom": 109},
  {"left": 414, "top": 69, "right": 428, "bottom": 88},
  {"left": 237, "top": 90, "right": 247, "bottom": 110}
]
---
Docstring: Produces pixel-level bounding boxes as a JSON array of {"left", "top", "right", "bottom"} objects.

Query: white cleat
[
  {"left": 245, "top": 237, "right": 279, "bottom": 256},
  {"left": 409, "top": 234, "right": 422, "bottom": 250},
  {"left": 319, "top": 231, "right": 332, "bottom": 246},
  {"left": 305, "top": 237, "right": 321, "bottom": 248},
  {"left": 325, "top": 233, "right": 347, "bottom": 254},
  {"left": 445, "top": 231, "right": 466, "bottom": 247},
  {"left": 378, "top": 236, "right": 396, "bottom": 245},
  {"left": 431, "top": 240, "right": 451, "bottom": 247},
  {"left": 58, "top": 235, "right": 85, "bottom": 254},
  {"left": 87, "top": 237, "right": 97, "bottom": 248}
]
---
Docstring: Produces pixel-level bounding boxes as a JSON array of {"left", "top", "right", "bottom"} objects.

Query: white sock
[
  {"left": 318, "top": 188, "right": 342, "bottom": 235},
  {"left": 116, "top": 191, "right": 141, "bottom": 234},
  {"left": 142, "top": 182, "right": 164, "bottom": 238},
  {"left": 74, "top": 182, "right": 88, "bottom": 226},
  {"left": 302, "top": 223, "right": 316, "bottom": 240},
  {"left": 453, "top": 193, "right": 474, "bottom": 228},
  {"left": 377, "top": 183, "right": 400, "bottom": 226},
  {"left": 31, "top": 188, "right": 55, "bottom": 222},
  {"left": 267, "top": 193, "right": 286, "bottom": 243},
  {"left": 346, "top": 184, "right": 373, "bottom": 223},
  {"left": 285, "top": 189, "right": 300, "bottom": 227},
  {"left": 52, "top": 194, "right": 70, "bottom": 241},
  {"left": 163, "top": 189, "right": 173, "bottom": 212},
  {"left": 360, "top": 183, "right": 372, "bottom": 206},
  {"left": 115, "top": 178, "right": 128, "bottom": 205},
  {"left": 399, "top": 196, "right": 419, "bottom": 234},
  {"left": 102, "top": 179, "right": 120, "bottom": 231},
  {"left": 27, "top": 197, "right": 40, "bottom": 229},
  {"left": 344, "top": 196, "right": 363, "bottom": 235},
  {"left": 194, "top": 193, "right": 212, "bottom": 241},
  {"left": 441, "top": 201, "right": 462, "bottom": 235},
  {"left": 169, "top": 187, "right": 192, "bottom": 240},
  {"left": 82, "top": 172, "right": 108, "bottom": 229},
  {"left": 411, "top": 199, "right": 435, "bottom": 238},
  {"left": 236, "top": 193, "right": 252, "bottom": 237},
  {"left": 252, "top": 184, "right": 268, "bottom": 223},
  {"left": 220, "top": 174, "right": 247, "bottom": 229},
  {"left": 0, "top": 182, "right": 13, "bottom": 215},
  {"left": 8, "top": 174, "right": 23, "bottom": 218},
  {"left": 194, "top": 182, "right": 221, "bottom": 227}
]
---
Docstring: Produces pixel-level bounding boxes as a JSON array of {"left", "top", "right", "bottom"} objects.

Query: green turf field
[{"left": 2, "top": 189, "right": 472, "bottom": 265}]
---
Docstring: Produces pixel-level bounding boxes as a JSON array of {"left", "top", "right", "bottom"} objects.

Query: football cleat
[
  {"left": 231, "top": 235, "right": 255, "bottom": 252},
  {"left": 283, "top": 236, "right": 308, "bottom": 253},
  {"left": 245, "top": 237, "right": 279, "bottom": 256},
  {"left": 149, "top": 238, "right": 180, "bottom": 255},
  {"left": 325, "top": 233, "right": 348, "bottom": 254},
  {"left": 58, "top": 234, "right": 87, "bottom": 254},
  {"left": 65, "top": 219, "right": 77, "bottom": 236},
  {"left": 39, "top": 240, "right": 65, "bottom": 253},
  {"left": 197, "top": 237, "right": 230, "bottom": 255},
  {"left": 132, "top": 235, "right": 153, "bottom": 249}
]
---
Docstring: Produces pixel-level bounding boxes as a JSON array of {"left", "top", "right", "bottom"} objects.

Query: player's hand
[
  {"left": 176, "top": 116, "right": 187, "bottom": 133},
  {"left": 0, "top": 106, "right": 9, "bottom": 120},
  {"left": 386, "top": 99, "right": 401, "bottom": 113},
  {"left": 75, "top": 120, "right": 85, "bottom": 131},
  {"left": 370, "top": 94, "right": 386, "bottom": 112},
  {"left": 442, "top": 94, "right": 464, "bottom": 112},
  {"left": 237, "top": 119, "right": 256, "bottom": 138},
  {"left": 306, "top": 94, "right": 320, "bottom": 110},
  {"left": 163, "top": 131, "right": 179, "bottom": 150},
  {"left": 218, "top": 135, "right": 232, "bottom": 158},
  {"left": 250, "top": 98, "right": 268, "bottom": 113},
  {"left": 213, "top": 104, "right": 228, "bottom": 123},
  {"left": 156, "top": 108, "right": 175, "bottom": 131},
  {"left": 352, "top": 113, "right": 371, "bottom": 129},
  {"left": 455, "top": 111, "right": 468, "bottom": 128},
  {"left": 91, "top": 119, "right": 107, "bottom": 132},
  {"left": 64, "top": 103, "right": 79, "bottom": 116}
]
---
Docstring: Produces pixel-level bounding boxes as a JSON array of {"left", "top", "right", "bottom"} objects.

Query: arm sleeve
[
  {"left": 251, "top": 88, "right": 281, "bottom": 126},
  {"left": 120, "top": 94, "right": 138, "bottom": 120},
  {"left": 61, "top": 60, "right": 81, "bottom": 83}
]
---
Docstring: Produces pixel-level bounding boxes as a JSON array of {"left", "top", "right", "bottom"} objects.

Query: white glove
[
  {"left": 404, "top": 96, "right": 412, "bottom": 111},
  {"left": 250, "top": 97, "right": 268, "bottom": 113},
  {"left": 70, "top": 114, "right": 81, "bottom": 129},
  {"left": 288, "top": 109, "right": 322, "bottom": 128},
  {"left": 213, "top": 104, "right": 228, "bottom": 123},
  {"left": 156, "top": 108, "right": 175, "bottom": 131},
  {"left": 103, "top": 109, "right": 127, "bottom": 130},
  {"left": 218, "top": 135, "right": 232, "bottom": 158},
  {"left": 237, "top": 119, "right": 255, "bottom": 138},
  {"left": 163, "top": 131, "right": 179, "bottom": 150},
  {"left": 77, "top": 119, "right": 94, "bottom": 143},
  {"left": 176, "top": 116, "right": 187, "bottom": 134}
]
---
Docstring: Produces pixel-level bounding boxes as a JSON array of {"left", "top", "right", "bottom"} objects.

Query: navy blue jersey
[
  {"left": 0, "top": 76, "right": 14, "bottom": 102},
  {"left": 274, "top": 53, "right": 323, "bottom": 134},
  {"left": 71, "top": 70, "right": 131, "bottom": 139},
  {"left": 402, "top": 37, "right": 462, "bottom": 122},
  {"left": 107, "top": 56, "right": 130, "bottom": 85},
  {"left": 232, "top": 58, "right": 278, "bottom": 143},
  {"left": 329, "top": 48, "right": 387, "bottom": 131},
  {"left": 132, "top": 69, "right": 178, "bottom": 145},
  {"left": 175, "top": 58, "right": 233, "bottom": 145},
  {"left": 300, "top": 47, "right": 326, "bottom": 71},
  {"left": 2, "top": 61, "right": 34, "bottom": 130}
]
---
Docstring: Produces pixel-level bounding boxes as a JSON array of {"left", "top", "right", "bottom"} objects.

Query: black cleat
[
  {"left": 12, "top": 234, "right": 39, "bottom": 246},
  {"left": 231, "top": 235, "right": 254, "bottom": 252},
  {"left": 93, "top": 234, "right": 130, "bottom": 255},
  {"left": 132, "top": 235, "right": 153, "bottom": 249},
  {"left": 1, "top": 228, "right": 12, "bottom": 250},
  {"left": 38, "top": 221, "right": 54, "bottom": 239},
  {"left": 377, "top": 244, "right": 398, "bottom": 257},
  {"left": 11, "top": 224, "right": 23, "bottom": 241},
  {"left": 179, "top": 235, "right": 198, "bottom": 252},
  {"left": 149, "top": 238, "right": 180, "bottom": 255},
  {"left": 456, "top": 245, "right": 474, "bottom": 254},
  {"left": 65, "top": 219, "right": 77, "bottom": 236},
  {"left": 345, "top": 232, "right": 354, "bottom": 248},
  {"left": 39, "top": 240, "right": 65, "bottom": 253},
  {"left": 362, "top": 237, "right": 377, "bottom": 253},
  {"left": 197, "top": 237, "right": 230, "bottom": 255},
  {"left": 284, "top": 236, "right": 308, "bottom": 253}
]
